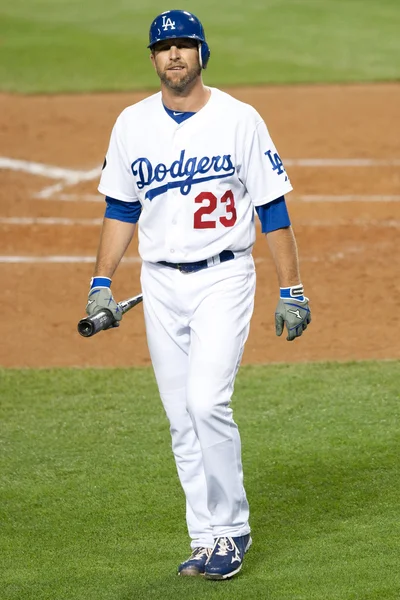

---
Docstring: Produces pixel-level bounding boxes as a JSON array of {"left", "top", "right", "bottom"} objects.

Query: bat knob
[
  {"left": 77, "top": 308, "right": 115, "bottom": 337},
  {"left": 77, "top": 317, "right": 96, "bottom": 337}
]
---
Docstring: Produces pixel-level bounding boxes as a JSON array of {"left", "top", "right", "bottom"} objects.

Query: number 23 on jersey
[{"left": 194, "top": 190, "right": 237, "bottom": 229}]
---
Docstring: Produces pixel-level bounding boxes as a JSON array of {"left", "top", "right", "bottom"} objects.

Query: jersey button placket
[{"left": 167, "top": 131, "right": 185, "bottom": 259}]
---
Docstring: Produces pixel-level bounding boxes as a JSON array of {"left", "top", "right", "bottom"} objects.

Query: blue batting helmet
[{"left": 148, "top": 10, "right": 210, "bottom": 69}]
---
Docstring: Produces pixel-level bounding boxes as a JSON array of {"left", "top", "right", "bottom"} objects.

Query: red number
[
  {"left": 193, "top": 192, "right": 217, "bottom": 229},
  {"left": 219, "top": 190, "right": 237, "bottom": 227},
  {"left": 193, "top": 191, "right": 236, "bottom": 229}
]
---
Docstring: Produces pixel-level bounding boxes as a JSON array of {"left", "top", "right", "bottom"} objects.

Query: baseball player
[{"left": 86, "top": 10, "right": 311, "bottom": 580}]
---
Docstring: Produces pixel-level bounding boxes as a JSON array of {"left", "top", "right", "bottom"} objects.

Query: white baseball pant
[{"left": 140, "top": 254, "right": 256, "bottom": 548}]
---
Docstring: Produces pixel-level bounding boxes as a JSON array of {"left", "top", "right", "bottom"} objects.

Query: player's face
[{"left": 151, "top": 38, "right": 201, "bottom": 92}]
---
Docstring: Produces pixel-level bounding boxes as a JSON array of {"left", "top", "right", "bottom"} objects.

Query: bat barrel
[{"left": 118, "top": 294, "right": 143, "bottom": 314}]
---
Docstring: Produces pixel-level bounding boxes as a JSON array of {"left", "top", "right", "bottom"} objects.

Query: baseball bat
[{"left": 77, "top": 293, "right": 143, "bottom": 338}]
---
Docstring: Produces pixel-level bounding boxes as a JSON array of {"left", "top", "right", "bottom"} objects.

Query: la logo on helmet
[{"left": 162, "top": 16, "right": 176, "bottom": 30}]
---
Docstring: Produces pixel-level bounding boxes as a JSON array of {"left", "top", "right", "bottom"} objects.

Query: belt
[{"left": 158, "top": 250, "right": 235, "bottom": 273}]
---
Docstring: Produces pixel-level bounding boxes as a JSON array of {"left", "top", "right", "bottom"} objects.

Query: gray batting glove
[
  {"left": 86, "top": 286, "right": 122, "bottom": 327},
  {"left": 275, "top": 297, "right": 311, "bottom": 341}
]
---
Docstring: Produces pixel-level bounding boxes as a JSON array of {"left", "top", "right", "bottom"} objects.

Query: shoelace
[
  {"left": 191, "top": 547, "right": 212, "bottom": 560},
  {"left": 213, "top": 536, "right": 238, "bottom": 557}
]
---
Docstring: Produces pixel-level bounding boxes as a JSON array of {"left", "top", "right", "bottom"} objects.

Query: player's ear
[{"left": 150, "top": 51, "right": 156, "bottom": 70}]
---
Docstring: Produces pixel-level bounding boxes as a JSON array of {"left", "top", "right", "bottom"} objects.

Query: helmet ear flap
[{"left": 199, "top": 41, "right": 210, "bottom": 69}]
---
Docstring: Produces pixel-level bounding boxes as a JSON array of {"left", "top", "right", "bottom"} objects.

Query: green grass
[
  {"left": 1, "top": 362, "right": 400, "bottom": 599},
  {"left": 0, "top": 0, "right": 399, "bottom": 92}
]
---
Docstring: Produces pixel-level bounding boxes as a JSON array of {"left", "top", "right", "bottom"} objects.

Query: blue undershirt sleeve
[
  {"left": 255, "top": 196, "right": 291, "bottom": 233},
  {"left": 104, "top": 196, "right": 142, "bottom": 223}
]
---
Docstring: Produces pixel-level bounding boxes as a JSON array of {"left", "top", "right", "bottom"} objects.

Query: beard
[{"left": 157, "top": 62, "right": 201, "bottom": 93}]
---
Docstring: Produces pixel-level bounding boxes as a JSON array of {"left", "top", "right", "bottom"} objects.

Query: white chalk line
[
  {"left": 35, "top": 178, "right": 100, "bottom": 199},
  {"left": 0, "top": 217, "right": 103, "bottom": 226},
  {"left": 35, "top": 193, "right": 104, "bottom": 203},
  {"left": 285, "top": 158, "right": 400, "bottom": 167},
  {"left": 25, "top": 193, "right": 400, "bottom": 203},
  {"left": 0, "top": 157, "right": 96, "bottom": 180},
  {"left": 302, "top": 249, "right": 363, "bottom": 263},
  {"left": 292, "top": 195, "right": 400, "bottom": 202},
  {"left": 1, "top": 156, "right": 400, "bottom": 201},
  {"left": 2, "top": 159, "right": 397, "bottom": 266},
  {"left": 2, "top": 156, "right": 400, "bottom": 178},
  {"left": 1, "top": 216, "right": 399, "bottom": 228},
  {"left": 296, "top": 219, "right": 400, "bottom": 228},
  {"left": 35, "top": 171, "right": 101, "bottom": 199},
  {"left": 0, "top": 255, "right": 141, "bottom": 264},
  {"left": 0, "top": 249, "right": 384, "bottom": 265},
  {"left": 0, "top": 157, "right": 102, "bottom": 199},
  {"left": 0, "top": 256, "right": 268, "bottom": 265}
]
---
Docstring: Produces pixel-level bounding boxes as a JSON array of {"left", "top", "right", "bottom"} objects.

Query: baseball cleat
[
  {"left": 177, "top": 546, "right": 212, "bottom": 576},
  {"left": 204, "top": 534, "right": 252, "bottom": 580}
]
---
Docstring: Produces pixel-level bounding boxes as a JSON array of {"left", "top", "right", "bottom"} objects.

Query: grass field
[
  {"left": 1, "top": 0, "right": 399, "bottom": 92},
  {"left": 1, "top": 362, "right": 400, "bottom": 599}
]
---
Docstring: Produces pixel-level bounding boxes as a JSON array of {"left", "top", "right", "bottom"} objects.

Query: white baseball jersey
[{"left": 99, "top": 87, "right": 293, "bottom": 263}]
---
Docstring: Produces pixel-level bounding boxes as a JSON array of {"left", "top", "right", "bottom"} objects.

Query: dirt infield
[{"left": 1, "top": 83, "right": 399, "bottom": 367}]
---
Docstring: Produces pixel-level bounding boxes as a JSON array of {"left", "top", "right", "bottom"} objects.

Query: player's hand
[
  {"left": 86, "top": 280, "right": 122, "bottom": 327},
  {"left": 275, "top": 297, "right": 311, "bottom": 341}
]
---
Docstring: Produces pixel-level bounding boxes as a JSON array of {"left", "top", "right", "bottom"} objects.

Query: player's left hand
[{"left": 275, "top": 297, "right": 311, "bottom": 341}]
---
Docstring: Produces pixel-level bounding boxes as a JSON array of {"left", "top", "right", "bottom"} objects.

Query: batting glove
[
  {"left": 86, "top": 276, "right": 122, "bottom": 327},
  {"left": 275, "top": 285, "right": 311, "bottom": 341}
]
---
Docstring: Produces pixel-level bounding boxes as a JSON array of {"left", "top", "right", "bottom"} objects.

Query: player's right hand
[{"left": 86, "top": 285, "right": 122, "bottom": 325}]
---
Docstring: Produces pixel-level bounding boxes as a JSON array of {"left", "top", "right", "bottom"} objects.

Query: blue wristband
[
  {"left": 280, "top": 284, "right": 305, "bottom": 302},
  {"left": 90, "top": 276, "right": 111, "bottom": 289}
]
